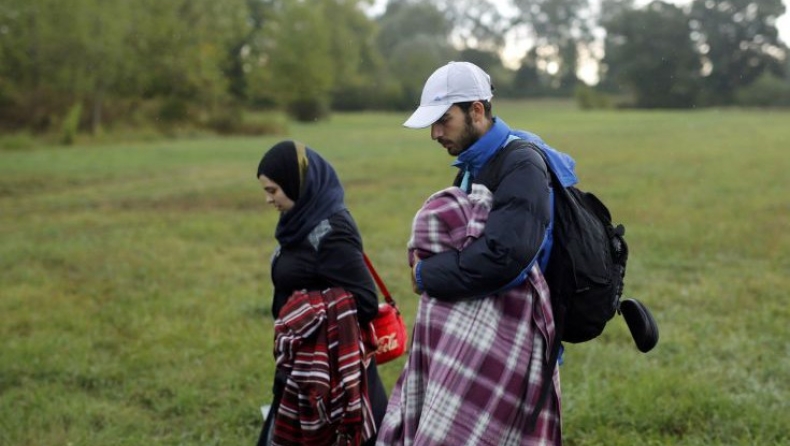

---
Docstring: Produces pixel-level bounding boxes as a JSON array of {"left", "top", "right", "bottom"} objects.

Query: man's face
[{"left": 430, "top": 104, "right": 481, "bottom": 157}]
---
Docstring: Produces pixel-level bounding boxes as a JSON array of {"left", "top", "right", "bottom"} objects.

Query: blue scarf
[
  {"left": 452, "top": 118, "right": 579, "bottom": 190},
  {"left": 452, "top": 118, "right": 513, "bottom": 191},
  {"left": 275, "top": 148, "right": 346, "bottom": 247}
]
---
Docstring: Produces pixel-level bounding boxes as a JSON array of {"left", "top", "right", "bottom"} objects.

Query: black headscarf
[{"left": 256, "top": 140, "right": 346, "bottom": 247}]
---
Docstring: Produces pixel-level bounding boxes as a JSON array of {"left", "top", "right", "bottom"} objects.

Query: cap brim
[{"left": 403, "top": 104, "right": 452, "bottom": 129}]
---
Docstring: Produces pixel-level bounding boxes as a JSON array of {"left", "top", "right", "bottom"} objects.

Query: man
[
  {"left": 389, "top": 60, "right": 573, "bottom": 445},
  {"left": 405, "top": 61, "right": 574, "bottom": 301}
]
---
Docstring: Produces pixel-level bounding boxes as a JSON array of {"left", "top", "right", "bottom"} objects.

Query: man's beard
[{"left": 447, "top": 112, "right": 480, "bottom": 156}]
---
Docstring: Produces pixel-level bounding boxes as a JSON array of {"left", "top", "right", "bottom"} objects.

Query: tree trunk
[{"left": 92, "top": 81, "right": 104, "bottom": 135}]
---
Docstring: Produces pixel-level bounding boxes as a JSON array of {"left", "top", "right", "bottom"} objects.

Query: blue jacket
[{"left": 415, "top": 119, "right": 577, "bottom": 300}]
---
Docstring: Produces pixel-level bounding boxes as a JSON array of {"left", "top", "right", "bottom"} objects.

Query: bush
[
  {"left": 575, "top": 85, "right": 612, "bottom": 110},
  {"left": 158, "top": 98, "right": 190, "bottom": 122},
  {"left": 286, "top": 98, "right": 330, "bottom": 122},
  {"left": 735, "top": 73, "right": 790, "bottom": 107},
  {"left": 332, "top": 80, "right": 405, "bottom": 111},
  {"left": 0, "top": 132, "right": 36, "bottom": 151},
  {"left": 206, "top": 107, "right": 287, "bottom": 136},
  {"left": 61, "top": 103, "right": 83, "bottom": 145}
]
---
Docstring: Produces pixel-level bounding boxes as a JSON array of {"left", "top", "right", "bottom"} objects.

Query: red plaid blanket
[{"left": 273, "top": 287, "right": 377, "bottom": 446}]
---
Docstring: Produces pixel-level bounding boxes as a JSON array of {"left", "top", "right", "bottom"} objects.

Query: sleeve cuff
[{"left": 414, "top": 261, "right": 425, "bottom": 293}]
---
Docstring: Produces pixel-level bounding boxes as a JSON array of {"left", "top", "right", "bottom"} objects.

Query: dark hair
[{"left": 457, "top": 100, "right": 493, "bottom": 120}]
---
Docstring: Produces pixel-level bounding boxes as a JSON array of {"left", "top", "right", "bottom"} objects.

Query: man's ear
[
  {"left": 472, "top": 101, "right": 488, "bottom": 124},
  {"left": 472, "top": 101, "right": 486, "bottom": 119}
]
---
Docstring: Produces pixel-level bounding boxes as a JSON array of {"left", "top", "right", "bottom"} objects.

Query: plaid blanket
[
  {"left": 378, "top": 185, "right": 561, "bottom": 446},
  {"left": 273, "top": 287, "right": 377, "bottom": 446}
]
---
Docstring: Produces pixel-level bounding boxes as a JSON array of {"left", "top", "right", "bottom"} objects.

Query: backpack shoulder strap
[{"left": 475, "top": 138, "right": 544, "bottom": 190}]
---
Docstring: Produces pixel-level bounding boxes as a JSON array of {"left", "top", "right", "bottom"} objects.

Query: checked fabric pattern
[
  {"left": 273, "top": 287, "right": 377, "bottom": 446},
  {"left": 377, "top": 185, "right": 562, "bottom": 446}
]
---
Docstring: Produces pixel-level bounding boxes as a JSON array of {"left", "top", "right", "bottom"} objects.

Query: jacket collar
[{"left": 452, "top": 117, "right": 512, "bottom": 178}]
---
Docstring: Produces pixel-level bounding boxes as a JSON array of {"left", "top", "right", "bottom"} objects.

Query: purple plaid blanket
[{"left": 378, "top": 185, "right": 561, "bottom": 446}]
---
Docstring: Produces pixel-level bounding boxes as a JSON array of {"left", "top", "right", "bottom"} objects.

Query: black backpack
[
  {"left": 537, "top": 151, "right": 629, "bottom": 345},
  {"left": 493, "top": 139, "right": 630, "bottom": 344}
]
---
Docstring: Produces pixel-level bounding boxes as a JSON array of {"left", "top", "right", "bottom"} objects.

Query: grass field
[{"left": 1, "top": 101, "right": 789, "bottom": 445}]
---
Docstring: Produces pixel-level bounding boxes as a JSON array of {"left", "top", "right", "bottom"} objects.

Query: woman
[
  {"left": 255, "top": 140, "right": 387, "bottom": 446},
  {"left": 376, "top": 184, "right": 561, "bottom": 446}
]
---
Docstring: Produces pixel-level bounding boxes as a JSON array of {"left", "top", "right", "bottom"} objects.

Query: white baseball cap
[{"left": 403, "top": 61, "right": 494, "bottom": 129}]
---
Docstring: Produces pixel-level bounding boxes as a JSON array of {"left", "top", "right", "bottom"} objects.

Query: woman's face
[{"left": 258, "top": 175, "right": 295, "bottom": 213}]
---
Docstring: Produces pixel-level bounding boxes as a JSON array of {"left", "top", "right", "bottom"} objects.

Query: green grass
[{"left": 1, "top": 100, "right": 789, "bottom": 445}]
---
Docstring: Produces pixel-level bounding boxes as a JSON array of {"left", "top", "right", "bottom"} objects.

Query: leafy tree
[
  {"left": 375, "top": 2, "right": 457, "bottom": 108},
  {"left": 224, "top": 0, "right": 276, "bottom": 101},
  {"left": 389, "top": 35, "right": 459, "bottom": 109},
  {"left": 513, "top": 48, "right": 550, "bottom": 97},
  {"left": 599, "top": 0, "right": 638, "bottom": 25},
  {"left": 0, "top": 0, "right": 132, "bottom": 131},
  {"left": 596, "top": 0, "right": 637, "bottom": 94},
  {"left": 510, "top": 0, "right": 595, "bottom": 93},
  {"left": 0, "top": 0, "right": 251, "bottom": 132},
  {"left": 378, "top": 0, "right": 508, "bottom": 54},
  {"left": 262, "top": 1, "right": 334, "bottom": 121},
  {"left": 459, "top": 48, "right": 504, "bottom": 73},
  {"left": 375, "top": 2, "right": 453, "bottom": 55},
  {"left": 690, "top": 0, "right": 787, "bottom": 104},
  {"left": 321, "top": 0, "right": 387, "bottom": 111},
  {"left": 602, "top": 1, "right": 701, "bottom": 108},
  {"left": 432, "top": 0, "right": 510, "bottom": 52},
  {"left": 138, "top": 0, "right": 250, "bottom": 105}
]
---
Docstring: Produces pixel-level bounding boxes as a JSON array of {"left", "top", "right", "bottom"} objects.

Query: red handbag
[{"left": 363, "top": 253, "right": 408, "bottom": 365}]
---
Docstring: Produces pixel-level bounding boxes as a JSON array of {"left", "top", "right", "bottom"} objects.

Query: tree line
[{"left": 0, "top": 0, "right": 788, "bottom": 136}]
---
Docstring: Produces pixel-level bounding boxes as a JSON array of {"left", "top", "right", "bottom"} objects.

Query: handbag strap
[{"left": 362, "top": 253, "right": 395, "bottom": 306}]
